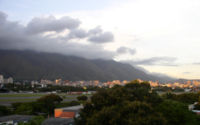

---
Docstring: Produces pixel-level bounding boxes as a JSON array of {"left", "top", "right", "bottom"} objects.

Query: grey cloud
[
  {"left": 54, "top": 43, "right": 115, "bottom": 59},
  {"left": 133, "top": 65, "right": 149, "bottom": 73},
  {"left": 0, "top": 11, "right": 115, "bottom": 60},
  {"left": 121, "top": 57, "right": 178, "bottom": 66},
  {"left": 64, "top": 25, "right": 114, "bottom": 43},
  {"left": 117, "top": 47, "right": 136, "bottom": 55},
  {"left": 0, "top": 11, "right": 7, "bottom": 23},
  {"left": 88, "top": 32, "right": 114, "bottom": 43},
  {"left": 26, "top": 16, "right": 81, "bottom": 34},
  {"left": 62, "top": 26, "right": 114, "bottom": 43},
  {"left": 151, "top": 72, "right": 176, "bottom": 82},
  {"left": 67, "top": 29, "right": 88, "bottom": 39},
  {"left": 117, "top": 47, "right": 127, "bottom": 54},
  {"left": 120, "top": 61, "right": 176, "bottom": 81},
  {"left": 88, "top": 26, "right": 102, "bottom": 35}
]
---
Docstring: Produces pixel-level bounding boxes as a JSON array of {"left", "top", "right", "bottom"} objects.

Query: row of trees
[
  {"left": 162, "top": 92, "right": 200, "bottom": 104},
  {"left": 75, "top": 80, "right": 200, "bottom": 125},
  {"left": 9, "top": 94, "right": 63, "bottom": 116},
  {"left": 18, "top": 116, "right": 45, "bottom": 125},
  {"left": 0, "top": 94, "right": 85, "bottom": 117},
  {"left": 153, "top": 86, "right": 184, "bottom": 92}
]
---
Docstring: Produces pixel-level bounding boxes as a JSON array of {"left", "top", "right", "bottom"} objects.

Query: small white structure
[
  {"left": 188, "top": 102, "right": 200, "bottom": 115},
  {"left": 0, "top": 75, "right": 4, "bottom": 84},
  {"left": 4, "top": 77, "right": 13, "bottom": 84}
]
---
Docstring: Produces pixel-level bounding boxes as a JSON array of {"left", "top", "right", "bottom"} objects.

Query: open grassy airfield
[{"left": 0, "top": 93, "right": 79, "bottom": 106}]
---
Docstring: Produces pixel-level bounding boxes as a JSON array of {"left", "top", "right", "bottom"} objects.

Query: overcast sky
[{"left": 0, "top": 0, "right": 200, "bottom": 79}]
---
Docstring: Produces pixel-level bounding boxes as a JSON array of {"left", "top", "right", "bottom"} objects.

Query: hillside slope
[{"left": 0, "top": 50, "right": 174, "bottom": 82}]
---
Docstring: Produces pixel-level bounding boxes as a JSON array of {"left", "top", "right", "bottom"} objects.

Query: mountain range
[{"left": 0, "top": 50, "right": 175, "bottom": 82}]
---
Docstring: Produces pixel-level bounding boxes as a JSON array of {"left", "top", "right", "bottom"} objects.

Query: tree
[
  {"left": 18, "top": 116, "right": 45, "bottom": 125},
  {"left": 0, "top": 105, "right": 11, "bottom": 116},
  {"left": 86, "top": 101, "right": 166, "bottom": 125},
  {"left": 162, "top": 92, "right": 200, "bottom": 104},
  {"left": 75, "top": 80, "right": 200, "bottom": 125},
  {"left": 37, "top": 94, "right": 63, "bottom": 116},
  {"left": 75, "top": 81, "right": 200, "bottom": 125},
  {"left": 156, "top": 100, "right": 200, "bottom": 125},
  {"left": 75, "top": 81, "right": 164, "bottom": 125},
  {"left": 77, "top": 95, "right": 88, "bottom": 101},
  {"left": 162, "top": 92, "right": 176, "bottom": 100},
  {"left": 14, "top": 102, "right": 33, "bottom": 115}
]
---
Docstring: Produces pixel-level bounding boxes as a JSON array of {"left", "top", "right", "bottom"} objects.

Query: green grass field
[
  {"left": 0, "top": 93, "right": 46, "bottom": 97},
  {"left": 0, "top": 93, "right": 79, "bottom": 105},
  {"left": 0, "top": 93, "right": 68, "bottom": 97}
]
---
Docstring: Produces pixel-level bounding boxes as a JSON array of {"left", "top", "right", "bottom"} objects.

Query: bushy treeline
[
  {"left": 75, "top": 80, "right": 200, "bottom": 125},
  {"left": 0, "top": 94, "right": 80, "bottom": 117},
  {"left": 18, "top": 116, "right": 45, "bottom": 125},
  {"left": 153, "top": 86, "right": 184, "bottom": 92},
  {"left": 162, "top": 92, "right": 200, "bottom": 104}
]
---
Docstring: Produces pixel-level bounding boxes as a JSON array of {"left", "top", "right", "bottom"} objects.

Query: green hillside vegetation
[{"left": 0, "top": 50, "right": 174, "bottom": 82}]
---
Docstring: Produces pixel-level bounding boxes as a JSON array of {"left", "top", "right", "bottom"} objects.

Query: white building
[
  {"left": 0, "top": 75, "right": 4, "bottom": 84},
  {"left": 31, "top": 81, "right": 39, "bottom": 88},
  {"left": 4, "top": 77, "right": 13, "bottom": 84}
]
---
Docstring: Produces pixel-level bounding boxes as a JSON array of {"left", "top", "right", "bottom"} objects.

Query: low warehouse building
[{"left": 54, "top": 105, "right": 83, "bottom": 119}]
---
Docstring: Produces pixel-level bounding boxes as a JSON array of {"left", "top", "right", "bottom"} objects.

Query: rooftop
[
  {"left": 42, "top": 118, "right": 74, "bottom": 125},
  {"left": 55, "top": 105, "right": 83, "bottom": 112},
  {"left": 0, "top": 115, "right": 33, "bottom": 122}
]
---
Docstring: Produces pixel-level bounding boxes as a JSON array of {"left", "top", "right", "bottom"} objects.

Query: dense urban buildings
[{"left": 1, "top": 74, "right": 200, "bottom": 92}]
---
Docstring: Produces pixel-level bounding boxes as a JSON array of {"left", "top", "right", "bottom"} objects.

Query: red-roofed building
[{"left": 54, "top": 105, "right": 83, "bottom": 119}]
